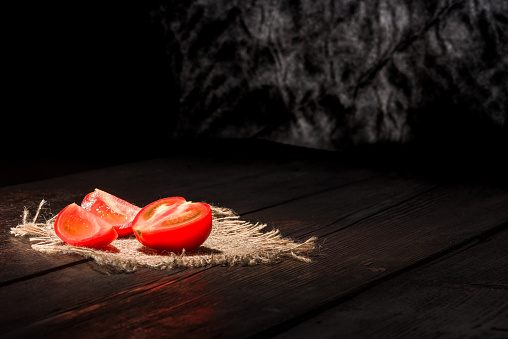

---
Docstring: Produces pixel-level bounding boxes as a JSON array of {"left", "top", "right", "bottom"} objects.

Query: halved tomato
[
  {"left": 54, "top": 203, "right": 118, "bottom": 248},
  {"left": 81, "top": 189, "right": 141, "bottom": 237},
  {"left": 131, "top": 197, "right": 212, "bottom": 252}
]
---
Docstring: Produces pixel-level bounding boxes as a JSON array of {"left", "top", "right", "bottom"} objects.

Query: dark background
[
  {"left": 7, "top": 2, "right": 173, "bottom": 162},
  {"left": 4, "top": 3, "right": 173, "bottom": 185},
  {"left": 4, "top": 1, "right": 508, "bottom": 185}
]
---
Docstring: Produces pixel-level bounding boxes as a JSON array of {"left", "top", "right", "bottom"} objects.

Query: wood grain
[
  {"left": 275, "top": 226, "right": 508, "bottom": 339},
  {"left": 2, "top": 160, "right": 507, "bottom": 338},
  {"left": 0, "top": 151, "right": 375, "bottom": 284},
  {"left": 2, "top": 141, "right": 508, "bottom": 338}
]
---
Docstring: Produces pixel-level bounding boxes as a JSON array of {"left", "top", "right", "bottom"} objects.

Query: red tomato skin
[
  {"left": 132, "top": 199, "right": 212, "bottom": 252},
  {"left": 54, "top": 203, "right": 118, "bottom": 248},
  {"left": 81, "top": 189, "right": 141, "bottom": 237},
  {"left": 114, "top": 222, "right": 134, "bottom": 237}
]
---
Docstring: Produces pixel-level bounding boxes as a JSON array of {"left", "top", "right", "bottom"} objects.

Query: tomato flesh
[
  {"left": 54, "top": 203, "right": 118, "bottom": 248},
  {"left": 81, "top": 189, "right": 141, "bottom": 237},
  {"left": 138, "top": 196, "right": 186, "bottom": 220},
  {"left": 131, "top": 198, "right": 212, "bottom": 252}
]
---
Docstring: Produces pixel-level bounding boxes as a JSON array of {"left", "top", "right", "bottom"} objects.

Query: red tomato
[
  {"left": 81, "top": 189, "right": 141, "bottom": 237},
  {"left": 131, "top": 197, "right": 212, "bottom": 252},
  {"left": 54, "top": 203, "right": 118, "bottom": 248}
]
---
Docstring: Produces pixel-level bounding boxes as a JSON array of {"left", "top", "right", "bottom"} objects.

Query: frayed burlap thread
[{"left": 10, "top": 200, "right": 317, "bottom": 272}]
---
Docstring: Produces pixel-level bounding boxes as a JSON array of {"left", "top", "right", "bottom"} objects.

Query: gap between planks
[{"left": 0, "top": 259, "right": 92, "bottom": 288}]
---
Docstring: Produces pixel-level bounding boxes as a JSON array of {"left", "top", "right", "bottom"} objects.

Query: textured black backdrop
[
  {"left": 155, "top": 0, "right": 508, "bottom": 153},
  {"left": 6, "top": 0, "right": 508, "bottom": 162}
]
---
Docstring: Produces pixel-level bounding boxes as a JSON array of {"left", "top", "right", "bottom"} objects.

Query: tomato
[
  {"left": 54, "top": 203, "right": 118, "bottom": 248},
  {"left": 81, "top": 189, "right": 141, "bottom": 237},
  {"left": 131, "top": 197, "right": 212, "bottom": 252}
]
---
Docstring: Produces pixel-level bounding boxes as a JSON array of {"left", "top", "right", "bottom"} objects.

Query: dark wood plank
[
  {"left": 196, "top": 183, "right": 508, "bottom": 338},
  {"left": 275, "top": 226, "right": 508, "bottom": 338},
  {"left": 0, "top": 196, "right": 87, "bottom": 286},
  {"left": 0, "top": 265, "right": 194, "bottom": 335},
  {"left": 0, "top": 167, "right": 427, "bottom": 335},
  {"left": 1, "top": 156, "right": 276, "bottom": 284},
  {"left": 241, "top": 173, "right": 436, "bottom": 238},
  {"left": 3, "top": 172, "right": 507, "bottom": 338},
  {"left": 0, "top": 152, "right": 376, "bottom": 284},
  {"left": 0, "top": 158, "right": 137, "bottom": 189}
]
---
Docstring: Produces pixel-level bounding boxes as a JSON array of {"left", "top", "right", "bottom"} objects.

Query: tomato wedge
[
  {"left": 131, "top": 197, "right": 212, "bottom": 252},
  {"left": 81, "top": 189, "right": 141, "bottom": 237},
  {"left": 54, "top": 203, "right": 118, "bottom": 248}
]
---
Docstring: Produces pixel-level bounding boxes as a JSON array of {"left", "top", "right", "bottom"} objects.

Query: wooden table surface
[{"left": 1, "top": 140, "right": 507, "bottom": 338}]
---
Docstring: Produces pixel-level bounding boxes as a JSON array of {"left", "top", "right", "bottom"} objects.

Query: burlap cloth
[{"left": 10, "top": 200, "right": 317, "bottom": 272}]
